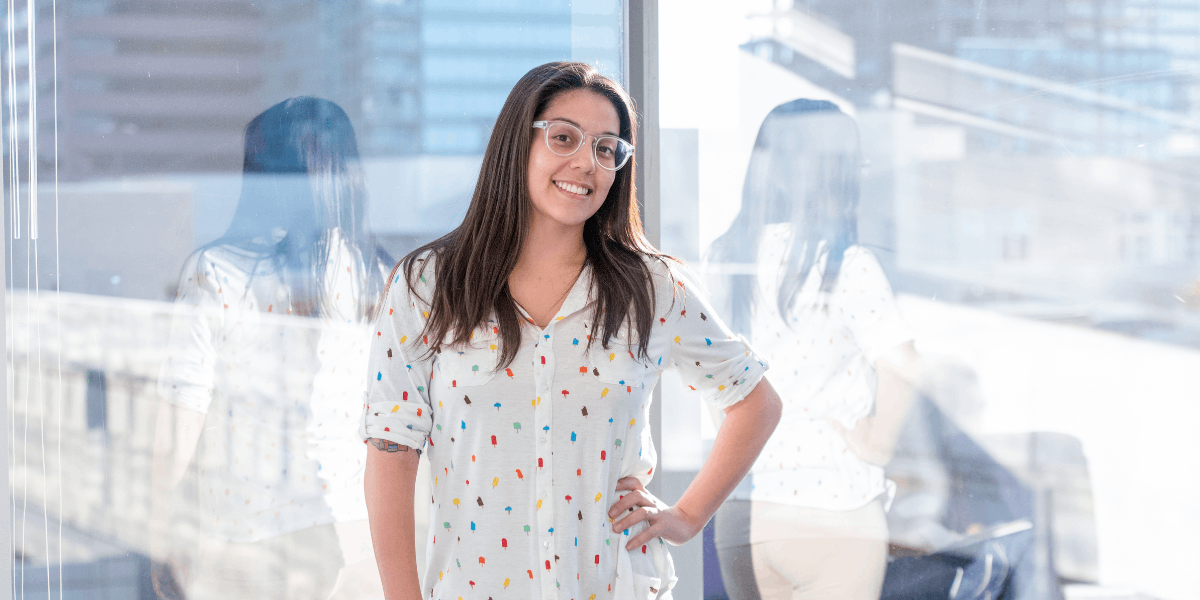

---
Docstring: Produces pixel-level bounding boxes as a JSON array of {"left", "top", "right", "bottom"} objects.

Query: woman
[
  {"left": 153, "top": 97, "right": 390, "bottom": 600},
  {"left": 708, "top": 100, "right": 919, "bottom": 599},
  {"left": 362, "top": 61, "right": 783, "bottom": 600}
]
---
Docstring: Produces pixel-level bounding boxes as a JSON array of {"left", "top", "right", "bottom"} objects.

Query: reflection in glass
[
  {"left": 6, "top": 1, "right": 626, "bottom": 597},
  {"left": 706, "top": 100, "right": 920, "bottom": 600},
  {"left": 152, "top": 97, "right": 390, "bottom": 600}
]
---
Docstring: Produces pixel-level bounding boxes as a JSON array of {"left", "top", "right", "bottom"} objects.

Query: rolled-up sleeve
[
  {"left": 360, "top": 271, "right": 435, "bottom": 452},
  {"left": 158, "top": 254, "right": 223, "bottom": 413},
  {"left": 661, "top": 261, "right": 769, "bottom": 411}
]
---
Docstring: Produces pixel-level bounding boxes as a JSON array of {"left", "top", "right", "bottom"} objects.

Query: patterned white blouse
[{"left": 361, "top": 253, "right": 768, "bottom": 600}]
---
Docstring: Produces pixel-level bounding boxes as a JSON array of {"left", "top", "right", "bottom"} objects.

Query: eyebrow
[{"left": 549, "top": 116, "right": 619, "bottom": 138}]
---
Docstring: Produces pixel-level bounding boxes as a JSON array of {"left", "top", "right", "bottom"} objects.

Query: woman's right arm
[
  {"left": 365, "top": 441, "right": 423, "bottom": 600},
  {"left": 150, "top": 402, "right": 206, "bottom": 598},
  {"left": 151, "top": 254, "right": 225, "bottom": 596},
  {"left": 360, "top": 259, "right": 437, "bottom": 599}
]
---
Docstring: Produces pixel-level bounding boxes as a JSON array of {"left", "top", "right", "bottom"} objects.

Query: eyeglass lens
[{"left": 543, "top": 122, "right": 631, "bottom": 170}]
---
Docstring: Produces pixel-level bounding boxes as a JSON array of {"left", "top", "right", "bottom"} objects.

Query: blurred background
[{"left": 4, "top": 0, "right": 1198, "bottom": 598}]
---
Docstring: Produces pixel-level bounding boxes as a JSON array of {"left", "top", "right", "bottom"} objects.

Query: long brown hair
[
  {"left": 391, "top": 61, "right": 666, "bottom": 368},
  {"left": 198, "top": 96, "right": 389, "bottom": 321},
  {"left": 709, "top": 99, "right": 860, "bottom": 335}
]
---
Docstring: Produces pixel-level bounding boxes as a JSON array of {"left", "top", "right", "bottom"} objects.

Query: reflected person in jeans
[
  {"left": 706, "top": 100, "right": 920, "bottom": 600},
  {"left": 152, "top": 97, "right": 391, "bottom": 600}
]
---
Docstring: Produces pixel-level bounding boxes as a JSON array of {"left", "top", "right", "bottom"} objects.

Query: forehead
[{"left": 538, "top": 89, "right": 620, "bottom": 135}]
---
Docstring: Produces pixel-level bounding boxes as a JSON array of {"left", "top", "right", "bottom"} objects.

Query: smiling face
[{"left": 526, "top": 89, "right": 621, "bottom": 232}]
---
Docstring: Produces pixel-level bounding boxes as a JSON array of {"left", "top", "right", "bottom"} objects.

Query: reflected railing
[{"left": 6, "top": 292, "right": 436, "bottom": 599}]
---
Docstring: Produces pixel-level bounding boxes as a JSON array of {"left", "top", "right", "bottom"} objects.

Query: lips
[{"left": 554, "top": 180, "right": 592, "bottom": 196}]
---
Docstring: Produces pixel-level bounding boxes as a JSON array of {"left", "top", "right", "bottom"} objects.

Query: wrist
[{"left": 671, "top": 500, "right": 708, "bottom": 537}]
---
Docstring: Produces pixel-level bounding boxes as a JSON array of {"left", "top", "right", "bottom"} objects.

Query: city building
[{"left": 37, "top": 0, "right": 267, "bottom": 180}]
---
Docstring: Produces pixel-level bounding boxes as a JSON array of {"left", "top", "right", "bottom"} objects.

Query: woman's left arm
[{"left": 608, "top": 378, "right": 781, "bottom": 550}]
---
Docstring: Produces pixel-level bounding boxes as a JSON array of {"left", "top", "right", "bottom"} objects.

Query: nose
[{"left": 569, "top": 137, "right": 597, "bottom": 173}]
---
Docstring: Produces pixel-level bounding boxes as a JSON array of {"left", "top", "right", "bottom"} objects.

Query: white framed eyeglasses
[{"left": 532, "top": 120, "right": 634, "bottom": 171}]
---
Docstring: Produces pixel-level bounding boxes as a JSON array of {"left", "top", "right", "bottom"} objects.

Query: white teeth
[{"left": 555, "top": 181, "right": 590, "bottom": 195}]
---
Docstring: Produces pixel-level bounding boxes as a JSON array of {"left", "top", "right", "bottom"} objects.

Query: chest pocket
[
  {"left": 587, "top": 326, "right": 655, "bottom": 395},
  {"left": 437, "top": 323, "right": 501, "bottom": 388}
]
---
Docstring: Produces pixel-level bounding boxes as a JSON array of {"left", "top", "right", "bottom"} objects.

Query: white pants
[{"left": 714, "top": 500, "right": 888, "bottom": 600}]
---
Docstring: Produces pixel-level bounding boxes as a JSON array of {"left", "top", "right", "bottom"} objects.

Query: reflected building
[
  {"left": 263, "top": 0, "right": 620, "bottom": 158},
  {"left": 738, "top": 0, "right": 1200, "bottom": 347},
  {"left": 743, "top": 0, "right": 1066, "bottom": 106},
  {"left": 6, "top": 0, "right": 620, "bottom": 299},
  {"left": 13, "top": 0, "right": 619, "bottom": 182},
  {"left": 267, "top": 0, "right": 584, "bottom": 157},
  {"left": 1063, "top": 0, "right": 1200, "bottom": 75},
  {"left": 744, "top": 0, "right": 1198, "bottom": 158},
  {"left": 376, "top": 0, "right": 619, "bottom": 156},
  {"left": 38, "top": 0, "right": 267, "bottom": 179}
]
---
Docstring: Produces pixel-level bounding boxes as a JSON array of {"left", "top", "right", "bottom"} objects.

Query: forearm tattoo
[{"left": 368, "top": 437, "right": 421, "bottom": 455}]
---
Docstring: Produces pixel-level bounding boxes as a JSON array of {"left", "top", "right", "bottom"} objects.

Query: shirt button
[{"left": 543, "top": 540, "right": 551, "bottom": 549}]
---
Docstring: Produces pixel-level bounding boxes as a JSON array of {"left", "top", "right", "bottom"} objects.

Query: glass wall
[
  {"left": 659, "top": 1, "right": 1197, "bottom": 600},
  {"left": 7, "top": 0, "right": 1198, "bottom": 599},
  {"left": 4, "top": 0, "right": 622, "bottom": 597}
]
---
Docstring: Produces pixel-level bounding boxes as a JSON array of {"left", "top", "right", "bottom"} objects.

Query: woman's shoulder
[
  {"left": 639, "top": 252, "right": 683, "bottom": 287},
  {"left": 836, "top": 245, "right": 889, "bottom": 284},
  {"left": 190, "top": 242, "right": 262, "bottom": 268},
  {"left": 639, "top": 253, "right": 710, "bottom": 311},
  {"left": 827, "top": 245, "right": 901, "bottom": 312},
  {"left": 387, "top": 248, "right": 439, "bottom": 306},
  {"left": 177, "top": 243, "right": 264, "bottom": 293},
  {"left": 840, "top": 244, "right": 879, "bottom": 263}
]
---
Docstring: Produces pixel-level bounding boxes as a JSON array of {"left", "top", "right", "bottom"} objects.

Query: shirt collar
[
  {"left": 554, "top": 261, "right": 595, "bottom": 323},
  {"left": 512, "top": 261, "right": 595, "bottom": 328}
]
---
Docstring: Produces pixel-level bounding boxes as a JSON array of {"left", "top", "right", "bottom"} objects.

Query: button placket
[{"left": 533, "top": 324, "right": 557, "bottom": 599}]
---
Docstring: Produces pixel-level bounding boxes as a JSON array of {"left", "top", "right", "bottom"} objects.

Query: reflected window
[{"left": 661, "top": 1, "right": 1199, "bottom": 599}]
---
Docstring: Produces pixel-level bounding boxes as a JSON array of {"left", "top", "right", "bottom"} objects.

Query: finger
[
  {"left": 614, "top": 476, "right": 644, "bottom": 492},
  {"left": 625, "top": 489, "right": 664, "bottom": 512},
  {"left": 607, "top": 489, "right": 650, "bottom": 519},
  {"left": 612, "top": 506, "right": 650, "bottom": 533},
  {"left": 626, "top": 524, "right": 659, "bottom": 550}
]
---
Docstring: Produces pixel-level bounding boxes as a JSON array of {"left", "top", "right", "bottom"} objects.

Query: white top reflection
[
  {"left": 706, "top": 100, "right": 916, "bottom": 527},
  {"left": 723, "top": 230, "right": 911, "bottom": 510},
  {"left": 160, "top": 237, "right": 379, "bottom": 541},
  {"left": 152, "top": 98, "right": 391, "bottom": 599}
]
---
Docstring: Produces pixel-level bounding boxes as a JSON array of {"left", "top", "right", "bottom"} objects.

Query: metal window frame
[
  {"left": 2, "top": 203, "right": 9, "bottom": 598},
  {"left": 625, "top": 0, "right": 661, "bottom": 500}
]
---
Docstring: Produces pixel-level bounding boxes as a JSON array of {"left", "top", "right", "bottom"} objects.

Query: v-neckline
[{"left": 513, "top": 262, "right": 593, "bottom": 330}]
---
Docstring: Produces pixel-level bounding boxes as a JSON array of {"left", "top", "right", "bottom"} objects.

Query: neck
[{"left": 516, "top": 214, "right": 588, "bottom": 274}]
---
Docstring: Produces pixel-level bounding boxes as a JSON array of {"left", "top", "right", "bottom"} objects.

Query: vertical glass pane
[
  {"left": 5, "top": 0, "right": 622, "bottom": 597},
  {"left": 661, "top": 1, "right": 1196, "bottom": 599}
]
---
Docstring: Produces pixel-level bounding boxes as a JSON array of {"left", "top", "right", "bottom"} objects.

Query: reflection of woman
[
  {"left": 361, "top": 62, "right": 782, "bottom": 600},
  {"left": 708, "top": 100, "right": 918, "bottom": 600},
  {"left": 152, "top": 97, "right": 390, "bottom": 600}
]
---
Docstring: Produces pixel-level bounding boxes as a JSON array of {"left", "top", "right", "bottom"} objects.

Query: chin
[
  {"left": 532, "top": 198, "right": 601, "bottom": 230},
  {"left": 551, "top": 211, "right": 596, "bottom": 229}
]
